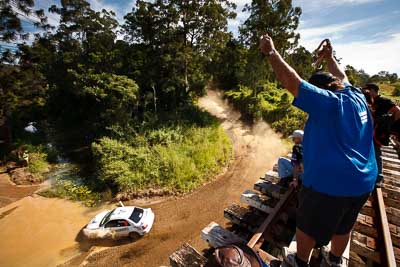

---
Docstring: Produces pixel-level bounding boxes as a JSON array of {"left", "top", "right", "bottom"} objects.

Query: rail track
[{"left": 170, "top": 144, "right": 400, "bottom": 267}]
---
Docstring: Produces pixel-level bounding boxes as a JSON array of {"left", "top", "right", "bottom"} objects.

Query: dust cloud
[{"left": 198, "top": 90, "right": 287, "bottom": 177}]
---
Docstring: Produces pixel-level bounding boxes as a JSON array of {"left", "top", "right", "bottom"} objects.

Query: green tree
[
  {"left": 238, "top": 0, "right": 301, "bottom": 87},
  {"left": 123, "top": 0, "right": 236, "bottom": 111},
  {"left": 287, "top": 46, "right": 314, "bottom": 80},
  {"left": 345, "top": 65, "right": 370, "bottom": 87},
  {"left": 0, "top": 0, "right": 51, "bottom": 42},
  {"left": 212, "top": 38, "right": 248, "bottom": 90},
  {"left": 240, "top": 0, "right": 301, "bottom": 53}
]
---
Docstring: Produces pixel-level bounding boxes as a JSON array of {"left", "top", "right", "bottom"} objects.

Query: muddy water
[
  {"left": 0, "top": 196, "right": 102, "bottom": 267},
  {"left": 78, "top": 90, "right": 287, "bottom": 267}
]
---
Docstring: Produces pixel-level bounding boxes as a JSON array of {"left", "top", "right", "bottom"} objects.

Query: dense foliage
[
  {"left": 225, "top": 82, "right": 307, "bottom": 136},
  {"left": 92, "top": 122, "right": 231, "bottom": 193}
]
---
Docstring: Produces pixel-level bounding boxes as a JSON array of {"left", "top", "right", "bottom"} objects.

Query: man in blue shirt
[{"left": 259, "top": 35, "right": 377, "bottom": 267}]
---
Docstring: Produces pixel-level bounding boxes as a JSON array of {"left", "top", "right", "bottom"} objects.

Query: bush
[
  {"left": 28, "top": 152, "right": 50, "bottom": 175},
  {"left": 92, "top": 125, "right": 232, "bottom": 194},
  {"left": 39, "top": 178, "right": 101, "bottom": 207},
  {"left": 392, "top": 84, "right": 400, "bottom": 97},
  {"left": 225, "top": 82, "right": 307, "bottom": 136}
]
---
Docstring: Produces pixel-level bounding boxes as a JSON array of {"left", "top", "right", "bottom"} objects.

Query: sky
[{"left": 22, "top": 0, "right": 400, "bottom": 75}]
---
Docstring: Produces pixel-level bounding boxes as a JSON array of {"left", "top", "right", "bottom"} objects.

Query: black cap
[
  {"left": 364, "top": 83, "right": 379, "bottom": 92},
  {"left": 308, "top": 72, "right": 336, "bottom": 89}
]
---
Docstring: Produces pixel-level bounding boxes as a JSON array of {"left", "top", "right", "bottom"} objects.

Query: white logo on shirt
[{"left": 359, "top": 111, "right": 368, "bottom": 124}]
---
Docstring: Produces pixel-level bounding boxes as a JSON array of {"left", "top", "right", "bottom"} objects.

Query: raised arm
[
  {"left": 323, "top": 42, "right": 349, "bottom": 84},
  {"left": 259, "top": 34, "right": 301, "bottom": 97}
]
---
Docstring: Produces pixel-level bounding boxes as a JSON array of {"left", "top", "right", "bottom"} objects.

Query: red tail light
[{"left": 142, "top": 224, "right": 148, "bottom": 230}]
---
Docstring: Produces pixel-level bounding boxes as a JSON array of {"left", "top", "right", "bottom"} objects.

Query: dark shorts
[{"left": 297, "top": 186, "right": 370, "bottom": 246}]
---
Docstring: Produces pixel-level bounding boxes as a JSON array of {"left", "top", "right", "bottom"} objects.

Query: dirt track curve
[{"left": 74, "top": 90, "right": 287, "bottom": 267}]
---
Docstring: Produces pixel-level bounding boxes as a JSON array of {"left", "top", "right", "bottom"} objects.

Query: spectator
[
  {"left": 363, "top": 83, "right": 400, "bottom": 186},
  {"left": 259, "top": 35, "right": 377, "bottom": 267},
  {"left": 278, "top": 129, "right": 304, "bottom": 188}
]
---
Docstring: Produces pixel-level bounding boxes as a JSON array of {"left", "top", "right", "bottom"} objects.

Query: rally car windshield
[{"left": 100, "top": 209, "right": 115, "bottom": 227}]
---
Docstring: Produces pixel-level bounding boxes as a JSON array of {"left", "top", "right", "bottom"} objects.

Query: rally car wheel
[{"left": 129, "top": 231, "right": 141, "bottom": 239}]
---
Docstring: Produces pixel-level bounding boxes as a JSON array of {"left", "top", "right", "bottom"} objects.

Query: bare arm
[
  {"left": 389, "top": 106, "right": 400, "bottom": 121},
  {"left": 323, "top": 42, "right": 349, "bottom": 84},
  {"left": 260, "top": 34, "right": 302, "bottom": 97}
]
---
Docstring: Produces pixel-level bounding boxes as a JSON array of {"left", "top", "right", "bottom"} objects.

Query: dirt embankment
[
  {"left": 75, "top": 90, "right": 287, "bottom": 267},
  {"left": 0, "top": 173, "right": 39, "bottom": 208}
]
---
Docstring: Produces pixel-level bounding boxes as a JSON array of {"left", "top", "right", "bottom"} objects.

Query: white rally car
[{"left": 83, "top": 205, "right": 155, "bottom": 239}]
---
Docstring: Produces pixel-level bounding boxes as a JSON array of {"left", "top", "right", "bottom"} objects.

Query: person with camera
[
  {"left": 363, "top": 83, "right": 400, "bottom": 187},
  {"left": 259, "top": 35, "right": 377, "bottom": 267}
]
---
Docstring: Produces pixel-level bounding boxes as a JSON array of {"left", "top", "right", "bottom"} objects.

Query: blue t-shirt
[{"left": 293, "top": 80, "right": 377, "bottom": 197}]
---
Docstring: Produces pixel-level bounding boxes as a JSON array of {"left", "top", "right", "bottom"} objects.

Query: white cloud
[
  {"left": 296, "top": 16, "right": 400, "bottom": 75},
  {"left": 293, "top": 0, "right": 382, "bottom": 12},
  {"left": 334, "top": 33, "right": 400, "bottom": 75},
  {"left": 88, "top": 0, "right": 120, "bottom": 15},
  {"left": 297, "top": 18, "right": 374, "bottom": 48}
]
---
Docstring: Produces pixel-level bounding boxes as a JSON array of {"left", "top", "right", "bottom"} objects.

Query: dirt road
[
  {"left": 77, "top": 90, "right": 287, "bottom": 267},
  {"left": 0, "top": 173, "right": 38, "bottom": 208}
]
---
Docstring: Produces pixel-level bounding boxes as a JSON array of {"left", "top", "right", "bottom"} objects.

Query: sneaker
[
  {"left": 282, "top": 247, "right": 299, "bottom": 267},
  {"left": 320, "top": 246, "right": 343, "bottom": 267}
]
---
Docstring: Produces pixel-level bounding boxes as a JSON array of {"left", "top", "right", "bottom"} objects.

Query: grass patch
[
  {"left": 28, "top": 152, "right": 50, "bottom": 175},
  {"left": 92, "top": 124, "right": 232, "bottom": 194},
  {"left": 378, "top": 82, "right": 400, "bottom": 103},
  {"left": 39, "top": 178, "right": 101, "bottom": 207}
]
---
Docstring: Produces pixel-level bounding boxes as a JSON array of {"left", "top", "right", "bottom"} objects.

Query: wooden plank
[
  {"left": 223, "top": 203, "right": 265, "bottom": 232},
  {"left": 384, "top": 197, "right": 400, "bottom": 210},
  {"left": 383, "top": 168, "right": 400, "bottom": 179},
  {"left": 355, "top": 214, "right": 400, "bottom": 247},
  {"left": 381, "top": 145, "right": 396, "bottom": 152},
  {"left": 382, "top": 152, "right": 398, "bottom": 159},
  {"left": 254, "top": 180, "right": 287, "bottom": 199},
  {"left": 383, "top": 161, "right": 400, "bottom": 172},
  {"left": 382, "top": 185, "right": 400, "bottom": 200},
  {"left": 351, "top": 232, "right": 381, "bottom": 263},
  {"left": 382, "top": 176, "right": 400, "bottom": 188},
  {"left": 169, "top": 243, "right": 207, "bottom": 267},
  {"left": 382, "top": 156, "right": 400, "bottom": 165},
  {"left": 361, "top": 205, "right": 400, "bottom": 227},
  {"left": 240, "top": 190, "right": 277, "bottom": 214},
  {"left": 381, "top": 148, "right": 397, "bottom": 155},
  {"left": 247, "top": 187, "right": 294, "bottom": 248},
  {"left": 263, "top": 170, "right": 280, "bottom": 183},
  {"left": 201, "top": 222, "right": 246, "bottom": 248},
  {"left": 273, "top": 164, "right": 278, "bottom": 172}
]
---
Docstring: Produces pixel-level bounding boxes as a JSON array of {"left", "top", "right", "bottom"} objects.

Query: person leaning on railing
[{"left": 259, "top": 34, "right": 377, "bottom": 267}]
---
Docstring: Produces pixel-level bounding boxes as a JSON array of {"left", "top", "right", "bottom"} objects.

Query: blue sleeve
[
  {"left": 344, "top": 81, "right": 352, "bottom": 87},
  {"left": 292, "top": 80, "right": 339, "bottom": 115}
]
